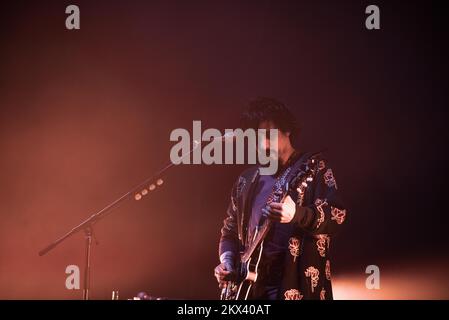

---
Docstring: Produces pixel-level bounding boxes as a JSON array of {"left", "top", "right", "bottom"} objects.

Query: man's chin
[{"left": 257, "top": 149, "right": 278, "bottom": 158}]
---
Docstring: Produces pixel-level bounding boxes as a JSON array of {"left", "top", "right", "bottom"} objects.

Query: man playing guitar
[{"left": 214, "top": 97, "right": 347, "bottom": 300}]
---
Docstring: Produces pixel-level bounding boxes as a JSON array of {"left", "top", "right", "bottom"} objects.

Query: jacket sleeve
[
  {"left": 218, "top": 178, "right": 240, "bottom": 263},
  {"left": 292, "top": 159, "right": 347, "bottom": 236}
]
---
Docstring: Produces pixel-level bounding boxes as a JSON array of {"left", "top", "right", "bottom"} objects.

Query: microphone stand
[{"left": 39, "top": 141, "right": 201, "bottom": 300}]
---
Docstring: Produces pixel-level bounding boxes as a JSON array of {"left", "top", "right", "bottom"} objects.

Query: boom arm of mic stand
[
  {"left": 40, "top": 163, "right": 173, "bottom": 256},
  {"left": 38, "top": 141, "right": 201, "bottom": 257},
  {"left": 39, "top": 174, "right": 150, "bottom": 256}
]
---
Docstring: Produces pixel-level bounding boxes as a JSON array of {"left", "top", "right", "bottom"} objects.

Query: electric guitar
[{"left": 220, "top": 151, "right": 322, "bottom": 300}]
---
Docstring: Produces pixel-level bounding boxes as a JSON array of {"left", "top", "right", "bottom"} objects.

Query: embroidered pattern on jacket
[
  {"left": 305, "top": 266, "right": 320, "bottom": 293},
  {"left": 331, "top": 207, "right": 346, "bottom": 224},
  {"left": 288, "top": 237, "right": 301, "bottom": 262},
  {"left": 284, "top": 289, "right": 303, "bottom": 300},
  {"left": 314, "top": 198, "right": 328, "bottom": 229},
  {"left": 325, "top": 260, "right": 331, "bottom": 280},
  {"left": 323, "top": 168, "right": 337, "bottom": 189},
  {"left": 316, "top": 234, "right": 330, "bottom": 257},
  {"left": 320, "top": 288, "right": 326, "bottom": 300}
]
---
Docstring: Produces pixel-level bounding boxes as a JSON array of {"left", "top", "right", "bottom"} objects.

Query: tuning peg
[
  {"left": 156, "top": 179, "right": 164, "bottom": 186},
  {"left": 134, "top": 193, "right": 142, "bottom": 201},
  {"left": 149, "top": 184, "right": 156, "bottom": 191}
]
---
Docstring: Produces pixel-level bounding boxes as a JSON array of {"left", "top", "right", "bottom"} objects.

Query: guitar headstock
[{"left": 288, "top": 152, "right": 322, "bottom": 205}]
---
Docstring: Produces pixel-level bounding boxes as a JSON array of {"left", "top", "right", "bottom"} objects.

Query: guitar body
[
  {"left": 220, "top": 239, "right": 265, "bottom": 300},
  {"left": 235, "top": 235, "right": 264, "bottom": 300}
]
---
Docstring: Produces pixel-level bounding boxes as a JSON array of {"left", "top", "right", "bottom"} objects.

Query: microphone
[
  {"left": 193, "top": 131, "right": 236, "bottom": 148},
  {"left": 190, "top": 132, "right": 237, "bottom": 152},
  {"left": 211, "top": 131, "right": 236, "bottom": 142}
]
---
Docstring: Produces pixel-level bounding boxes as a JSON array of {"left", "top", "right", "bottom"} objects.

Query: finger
[
  {"left": 224, "top": 273, "right": 235, "bottom": 281},
  {"left": 268, "top": 212, "right": 281, "bottom": 221},
  {"left": 218, "top": 277, "right": 227, "bottom": 286},
  {"left": 217, "top": 271, "right": 231, "bottom": 277},
  {"left": 218, "top": 275, "right": 227, "bottom": 281},
  {"left": 215, "top": 269, "right": 227, "bottom": 279},
  {"left": 281, "top": 214, "right": 294, "bottom": 223},
  {"left": 269, "top": 202, "right": 283, "bottom": 209},
  {"left": 218, "top": 272, "right": 234, "bottom": 281},
  {"left": 217, "top": 271, "right": 231, "bottom": 279},
  {"left": 269, "top": 207, "right": 283, "bottom": 214}
]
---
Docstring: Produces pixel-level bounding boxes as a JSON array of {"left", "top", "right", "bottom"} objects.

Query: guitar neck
[{"left": 241, "top": 218, "right": 273, "bottom": 263}]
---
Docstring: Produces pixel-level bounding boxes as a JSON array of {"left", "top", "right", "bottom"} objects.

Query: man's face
[{"left": 258, "top": 120, "right": 291, "bottom": 153}]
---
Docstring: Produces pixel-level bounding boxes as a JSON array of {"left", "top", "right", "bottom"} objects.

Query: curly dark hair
[{"left": 240, "top": 97, "right": 299, "bottom": 144}]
